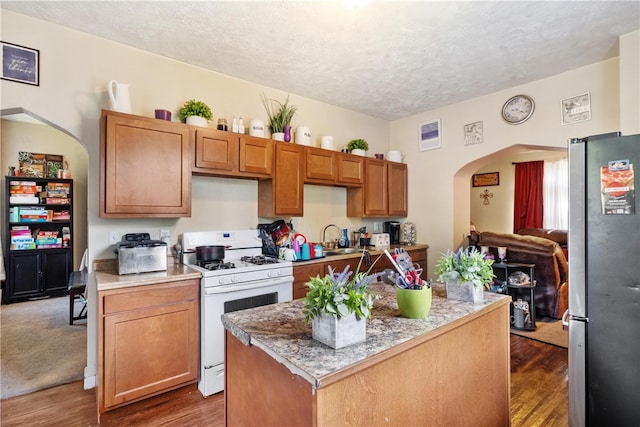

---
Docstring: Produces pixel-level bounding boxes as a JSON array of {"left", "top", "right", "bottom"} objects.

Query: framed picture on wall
[
  {"left": 1, "top": 41, "right": 39, "bottom": 86},
  {"left": 419, "top": 119, "right": 441, "bottom": 151}
]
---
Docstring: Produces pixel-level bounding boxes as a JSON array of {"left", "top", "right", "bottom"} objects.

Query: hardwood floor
[{"left": 0, "top": 334, "right": 567, "bottom": 426}]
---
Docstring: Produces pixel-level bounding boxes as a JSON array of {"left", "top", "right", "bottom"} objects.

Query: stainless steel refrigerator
[{"left": 566, "top": 133, "right": 640, "bottom": 426}]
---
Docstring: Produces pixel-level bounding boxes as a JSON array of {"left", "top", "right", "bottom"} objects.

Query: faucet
[{"left": 322, "top": 224, "right": 341, "bottom": 248}]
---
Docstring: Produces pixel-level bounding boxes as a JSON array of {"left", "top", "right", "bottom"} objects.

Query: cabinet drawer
[{"left": 103, "top": 279, "right": 200, "bottom": 314}]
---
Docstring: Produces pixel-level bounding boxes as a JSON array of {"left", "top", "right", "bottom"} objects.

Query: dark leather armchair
[{"left": 478, "top": 231, "right": 568, "bottom": 319}]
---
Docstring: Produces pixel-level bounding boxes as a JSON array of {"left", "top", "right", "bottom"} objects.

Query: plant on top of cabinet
[
  {"left": 347, "top": 138, "right": 368, "bottom": 156},
  {"left": 261, "top": 93, "right": 297, "bottom": 140},
  {"left": 179, "top": 99, "right": 213, "bottom": 127}
]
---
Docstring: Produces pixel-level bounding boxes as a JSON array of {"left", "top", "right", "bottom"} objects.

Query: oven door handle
[{"left": 204, "top": 277, "right": 293, "bottom": 295}]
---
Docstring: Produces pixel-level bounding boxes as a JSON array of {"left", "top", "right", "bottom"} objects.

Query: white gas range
[{"left": 182, "top": 230, "right": 293, "bottom": 397}]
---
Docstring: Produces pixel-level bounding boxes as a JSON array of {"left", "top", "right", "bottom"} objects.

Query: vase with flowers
[
  {"left": 303, "top": 251, "right": 381, "bottom": 348},
  {"left": 434, "top": 247, "right": 495, "bottom": 304}
]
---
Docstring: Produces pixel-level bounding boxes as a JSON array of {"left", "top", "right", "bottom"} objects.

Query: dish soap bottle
[{"left": 338, "top": 228, "right": 350, "bottom": 248}]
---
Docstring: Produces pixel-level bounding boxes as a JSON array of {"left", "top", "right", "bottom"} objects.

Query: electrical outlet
[
  {"left": 160, "top": 229, "right": 171, "bottom": 242},
  {"left": 109, "top": 231, "right": 119, "bottom": 245}
]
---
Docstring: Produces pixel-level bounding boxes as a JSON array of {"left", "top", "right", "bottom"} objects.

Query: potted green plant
[
  {"left": 434, "top": 247, "right": 495, "bottom": 304},
  {"left": 179, "top": 99, "right": 213, "bottom": 127},
  {"left": 347, "top": 138, "right": 369, "bottom": 156},
  {"left": 303, "top": 251, "right": 381, "bottom": 348},
  {"left": 261, "top": 93, "right": 297, "bottom": 141}
]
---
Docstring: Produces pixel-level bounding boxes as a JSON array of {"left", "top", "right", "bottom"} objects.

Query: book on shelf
[
  {"left": 52, "top": 211, "right": 71, "bottom": 220},
  {"left": 11, "top": 242, "right": 36, "bottom": 250},
  {"left": 46, "top": 197, "right": 70, "bottom": 205},
  {"left": 9, "top": 195, "right": 40, "bottom": 204}
]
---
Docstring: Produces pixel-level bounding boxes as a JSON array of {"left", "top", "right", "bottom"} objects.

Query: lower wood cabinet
[
  {"left": 292, "top": 247, "right": 428, "bottom": 299},
  {"left": 292, "top": 263, "right": 324, "bottom": 300},
  {"left": 98, "top": 279, "right": 200, "bottom": 415}
]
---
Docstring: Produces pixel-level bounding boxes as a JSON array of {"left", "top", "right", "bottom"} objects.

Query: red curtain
[{"left": 513, "top": 161, "right": 544, "bottom": 232}]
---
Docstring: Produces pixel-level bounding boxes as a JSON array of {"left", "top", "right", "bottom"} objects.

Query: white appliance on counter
[{"left": 182, "top": 230, "right": 293, "bottom": 397}]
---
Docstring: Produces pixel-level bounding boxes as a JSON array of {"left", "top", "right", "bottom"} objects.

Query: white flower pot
[
  {"left": 186, "top": 115, "right": 208, "bottom": 127},
  {"left": 446, "top": 280, "right": 484, "bottom": 304},
  {"left": 351, "top": 149, "right": 366, "bottom": 156},
  {"left": 272, "top": 132, "right": 285, "bottom": 141},
  {"left": 312, "top": 312, "right": 366, "bottom": 349}
]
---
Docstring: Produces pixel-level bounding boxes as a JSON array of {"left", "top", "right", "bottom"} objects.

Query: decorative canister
[{"left": 295, "top": 126, "right": 311, "bottom": 145}]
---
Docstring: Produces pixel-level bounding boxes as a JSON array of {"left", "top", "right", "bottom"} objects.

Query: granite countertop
[
  {"left": 94, "top": 260, "right": 201, "bottom": 292},
  {"left": 222, "top": 281, "right": 509, "bottom": 389}
]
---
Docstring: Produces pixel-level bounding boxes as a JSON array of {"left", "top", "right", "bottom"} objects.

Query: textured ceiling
[{"left": 2, "top": 1, "right": 639, "bottom": 120}]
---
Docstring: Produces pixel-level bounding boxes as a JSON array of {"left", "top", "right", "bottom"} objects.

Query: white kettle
[{"left": 108, "top": 80, "right": 132, "bottom": 113}]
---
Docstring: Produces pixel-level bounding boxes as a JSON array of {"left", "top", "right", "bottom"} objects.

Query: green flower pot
[{"left": 396, "top": 286, "right": 432, "bottom": 319}]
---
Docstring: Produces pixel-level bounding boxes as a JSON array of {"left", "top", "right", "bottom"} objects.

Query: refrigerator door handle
[{"left": 562, "top": 309, "right": 569, "bottom": 327}]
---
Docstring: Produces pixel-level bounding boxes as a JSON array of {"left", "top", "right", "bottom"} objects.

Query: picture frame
[
  {"left": 561, "top": 92, "right": 591, "bottom": 125},
  {"left": 472, "top": 172, "right": 500, "bottom": 187},
  {"left": 419, "top": 119, "right": 441, "bottom": 151},
  {"left": 1, "top": 41, "right": 39, "bottom": 86},
  {"left": 464, "top": 120, "right": 483, "bottom": 146}
]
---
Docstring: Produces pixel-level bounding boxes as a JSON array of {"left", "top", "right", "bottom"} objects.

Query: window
[{"left": 543, "top": 159, "right": 568, "bottom": 229}]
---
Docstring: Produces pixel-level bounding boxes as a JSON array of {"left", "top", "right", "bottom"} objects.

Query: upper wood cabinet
[
  {"left": 388, "top": 161, "right": 408, "bottom": 216},
  {"left": 304, "top": 147, "right": 364, "bottom": 187},
  {"left": 192, "top": 129, "right": 273, "bottom": 179},
  {"left": 305, "top": 146, "right": 337, "bottom": 184},
  {"left": 346, "top": 159, "right": 407, "bottom": 218},
  {"left": 258, "top": 142, "right": 305, "bottom": 217},
  {"left": 100, "top": 110, "right": 191, "bottom": 218},
  {"left": 336, "top": 152, "right": 364, "bottom": 186}
]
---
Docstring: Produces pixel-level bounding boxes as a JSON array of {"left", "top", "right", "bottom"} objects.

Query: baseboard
[{"left": 84, "top": 367, "right": 96, "bottom": 389}]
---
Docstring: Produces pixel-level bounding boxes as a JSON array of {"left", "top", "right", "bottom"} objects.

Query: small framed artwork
[
  {"left": 464, "top": 120, "right": 483, "bottom": 146},
  {"left": 1, "top": 41, "right": 39, "bottom": 86},
  {"left": 561, "top": 92, "right": 591, "bottom": 125},
  {"left": 472, "top": 172, "right": 500, "bottom": 187},
  {"left": 419, "top": 119, "right": 441, "bottom": 151}
]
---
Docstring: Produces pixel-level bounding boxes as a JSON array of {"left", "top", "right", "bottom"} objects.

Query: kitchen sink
[{"left": 324, "top": 247, "right": 363, "bottom": 256}]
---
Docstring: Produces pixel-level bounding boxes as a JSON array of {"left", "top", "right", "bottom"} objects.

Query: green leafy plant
[
  {"left": 303, "top": 250, "right": 381, "bottom": 323},
  {"left": 178, "top": 99, "right": 213, "bottom": 122},
  {"left": 261, "top": 93, "right": 297, "bottom": 133},
  {"left": 347, "top": 138, "right": 369, "bottom": 152},
  {"left": 434, "top": 247, "right": 495, "bottom": 289}
]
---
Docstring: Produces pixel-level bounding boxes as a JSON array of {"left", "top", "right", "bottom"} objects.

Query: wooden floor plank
[{"left": 1, "top": 334, "right": 567, "bottom": 426}]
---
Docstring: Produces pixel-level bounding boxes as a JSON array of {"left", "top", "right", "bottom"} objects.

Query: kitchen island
[{"left": 222, "top": 282, "right": 511, "bottom": 427}]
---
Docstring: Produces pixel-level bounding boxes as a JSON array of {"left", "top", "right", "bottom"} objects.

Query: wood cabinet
[
  {"left": 336, "top": 152, "right": 364, "bottom": 186},
  {"left": 98, "top": 279, "right": 200, "bottom": 415},
  {"left": 192, "top": 129, "right": 273, "bottom": 179},
  {"left": 3, "top": 177, "right": 73, "bottom": 303},
  {"left": 304, "top": 148, "right": 364, "bottom": 187},
  {"left": 346, "top": 159, "right": 407, "bottom": 218},
  {"left": 387, "top": 161, "right": 408, "bottom": 216},
  {"left": 292, "top": 263, "right": 324, "bottom": 300},
  {"left": 258, "top": 142, "right": 305, "bottom": 217},
  {"left": 100, "top": 110, "right": 192, "bottom": 218}
]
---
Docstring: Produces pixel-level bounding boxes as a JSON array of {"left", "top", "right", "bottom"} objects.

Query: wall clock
[{"left": 501, "top": 94, "right": 535, "bottom": 124}]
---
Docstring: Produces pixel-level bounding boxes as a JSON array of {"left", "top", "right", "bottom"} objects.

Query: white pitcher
[{"left": 108, "top": 80, "right": 132, "bottom": 113}]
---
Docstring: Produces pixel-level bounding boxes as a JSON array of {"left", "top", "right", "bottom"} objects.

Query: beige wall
[
  {"left": 0, "top": 10, "right": 390, "bottom": 267},
  {"left": 389, "top": 55, "right": 634, "bottom": 272},
  {"left": 470, "top": 150, "right": 566, "bottom": 233},
  {"left": 1, "top": 118, "right": 89, "bottom": 269},
  {"left": 2, "top": 10, "right": 638, "bottom": 386}
]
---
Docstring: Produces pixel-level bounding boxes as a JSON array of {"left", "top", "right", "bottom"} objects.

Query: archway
[
  {"left": 1, "top": 107, "right": 89, "bottom": 398},
  {"left": 452, "top": 144, "right": 567, "bottom": 244}
]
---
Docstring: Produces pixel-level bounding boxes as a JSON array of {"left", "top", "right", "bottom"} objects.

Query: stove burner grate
[
  {"left": 240, "top": 255, "right": 280, "bottom": 265},
  {"left": 197, "top": 260, "right": 236, "bottom": 271}
]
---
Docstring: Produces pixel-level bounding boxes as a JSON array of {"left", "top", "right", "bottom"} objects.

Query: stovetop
[{"left": 182, "top": 230, "right": 292, "bottom": 282}]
